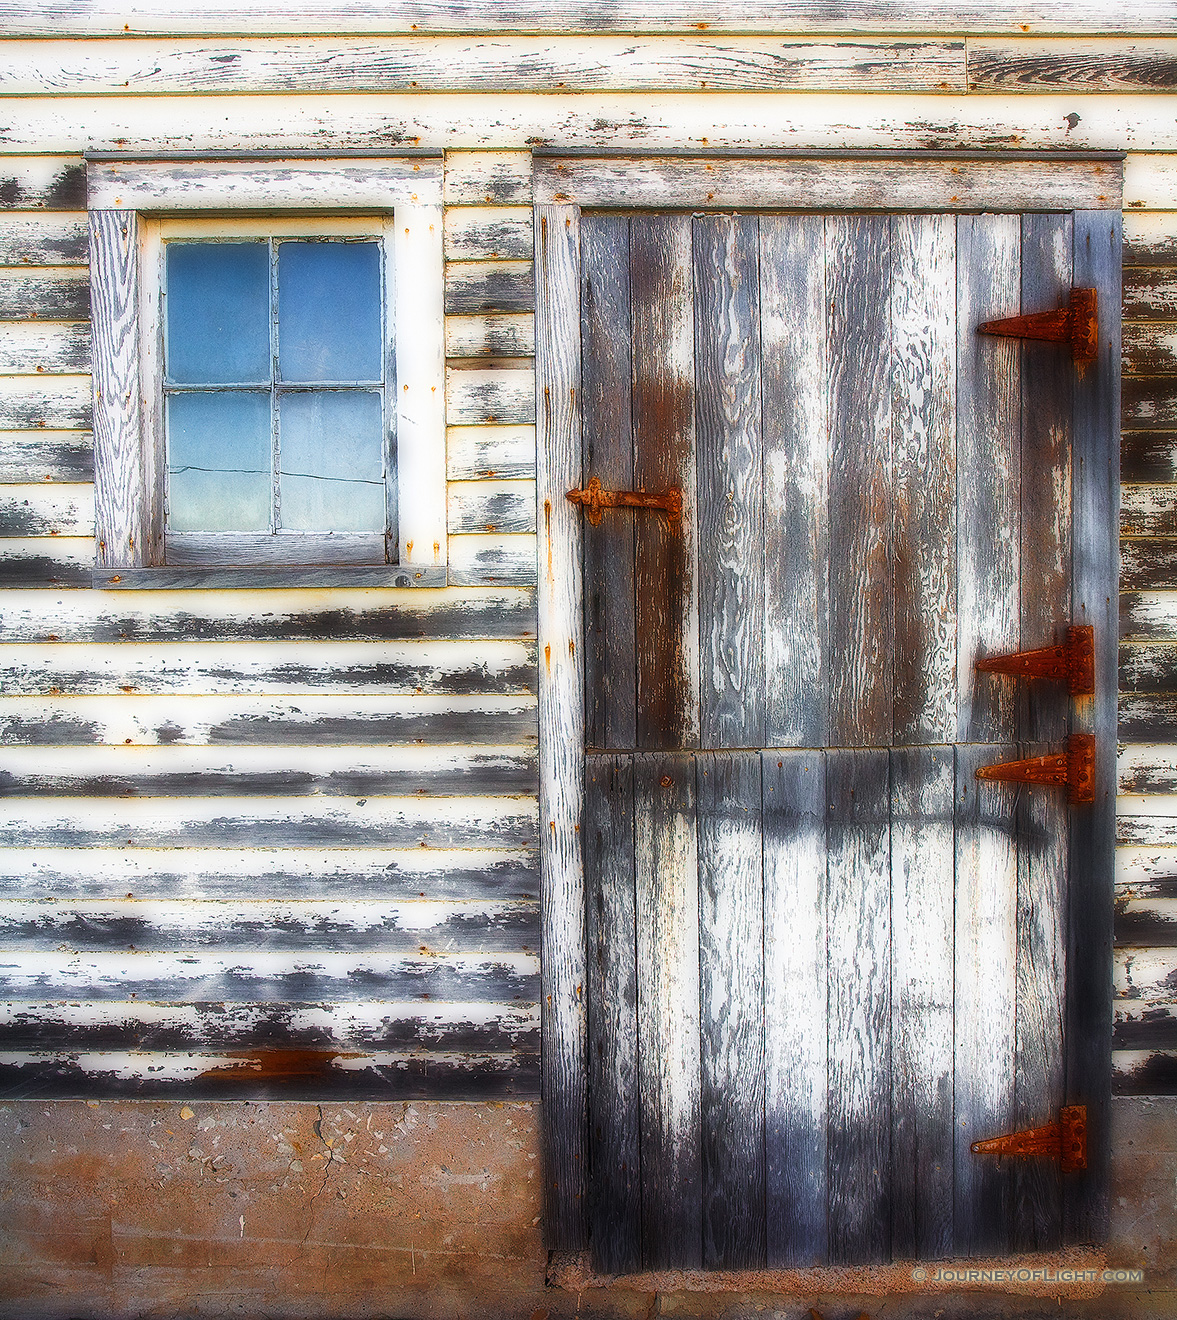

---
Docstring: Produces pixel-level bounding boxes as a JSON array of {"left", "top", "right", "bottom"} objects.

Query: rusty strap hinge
[
  {"left": 975, "top": 625, "right": 1094, "bottom": 696},
  {"left": 978, "top": 287, "right": 1098, "bottom": 364},
  {"left": 566, "top": 476, "right": 683, "bottom": 527},
  {"left": 971, "top": 1105, "right": 1087, "bottom": 1174},
  {"left": 975, "top": 732, "right": 1095, "bottom": 805}
]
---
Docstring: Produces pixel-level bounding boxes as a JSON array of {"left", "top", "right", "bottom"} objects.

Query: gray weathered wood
[
  {"left": 631, "top": 212, "right": 698, "bottom": 752},
  {"left": 1124, "top": 324, "right": 1177, "bottom": 378},
  {"left": 1123, "top": 378, "right": 1177, "bottom": 429},
  {"left": 694, "top": 214, "right": 764, "bottom": 750},
  {"left": 0, "top": 215, "right": 87, "bottom": 267},
  {"left": 1066, "top": 208, "right": 1121, "bottom": 1244},
  {"left": 954, "top": 743, "right": 1018, "bottom": 1257},
  {"left": 1120, "top": 691, "right": 1177, "bottom": 741},
  {"left": 445, "top": 313, "right": 535, "bottom": 359},
  {"left": 634, "top": 751, "right": 701, "bottom": 1269},
  {"left": 1122, "top": 485, "right": 1177, "bottom": 537},
  {"left": 0, "top": 36, "right": 967, "bottom": 95},
  {"left": 444, "top": 260, "right": 534, "bottom": 315},
  {"left": 447, "top": 480, "right": 536, "bottom": 534},
  {"left": 446, "top": 534, "right": 538, "bottom": 587},
  {"left": 0, "top": 323, "right": 91, "bottom": 374},
  {"left": 96, "top": 565, "right": 449, "bottom": 589},
  {"left": 762, "top": 750, "right": 826, "bottom": 1266},
  {"left": 1125, "top": 213, "right": 1177, "bottom": 266},
  {"left": 534, "top": 201, "right": 588, "bottom": 1251},
  {"left": 445, "top": 206, "right": 533, "bottom": 261},
  {"left": 446, "top": 366, "right": 534, "bottom": 425},
  {"left": 445, "top": 151, "right": 533, "bottom": 206},
  {"left": 580, "top": 212, "right": 635, "bottom": 751},
  {"left": 889, "top": 745, "right": 955, "bottom": 1261},
  {"left": 89, "top": 210, "right": 144, "bottom": 570},
  {"left": 0, "top": 156, "right": 86, "bottom": 210},
  {"left": 760, "top": 214, "right": 827, "bottom": 748},
  {"left": 0, "top": 273, "right": 89, "bottom": 321},
  {"left": 827, "top": 215, "right": 892, "bottom": 748},
  {"left": 584, "top": 752, "right": 640, "bottom": 1274},
  {"left": 891, "top": 212, "right": 956, "bottom": 746},
  {"left": 0, "top": 485, "right": 92, "bottom": 538},
  {"left": 969, "top": 39, "right": 1177, "bottom": 91},
  {"left": 825, "top": 748, "right": 890, "bottom": 1264},
  {"left": 0, "top": 431, "right": 93, "bottom": 484},
  {"left": 0, "top": 377, "right": 91, "bottom": 430},
  {"left": 956, "top": 212, "right": 1021, "bottom": 744},
  {"left": 1124, "top": 265, "right": 1177, "bottom": 319},
  {"left": 1, "top": 2, "right": 1174, "bottom": 36},
  {"left": 1121, "top": 538, "right": 1177, "bottom": 591},
  {"left": 0, "top": 539, "right": 90, "bottom": 588},
  {"left": 1120, "top": 589, "right": 1177, "bottom": 641},
  {"left": 697, "top": 750, "right": 765, "bottom": 1268},
  {"left": 1121, "top": 432, "right": 1177, "bottom": 484},
  {"left": 536, "top": 156, "right": 1123, "bottom": 212},
  {"left": 446, "top": 425, "right": 535, "bottom": 480}
]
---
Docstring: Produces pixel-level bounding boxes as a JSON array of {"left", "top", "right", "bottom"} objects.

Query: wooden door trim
[{"left": 534, "top": 153, "right": 1123, "bottom": 211}]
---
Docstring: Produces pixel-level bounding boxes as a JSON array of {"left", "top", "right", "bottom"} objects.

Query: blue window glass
[
  {"left": 278, "top": 241, "right": 382, "bottom": 383},
  {"left": 165, "top": 243, "right": 270, "bottom": 384},
  {"left": 167, "top": 391, "right": 271, "bottom": 532},
  {"left": 279, "top": 391, "right": 385, "bottom": 533}
]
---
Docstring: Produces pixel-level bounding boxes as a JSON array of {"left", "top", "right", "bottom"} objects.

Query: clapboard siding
[
  {"left": 0, "top": 216, "right": 88, "bottom": 267},
  {"left": 0, "top": 431, "right": 92, "bottom": 484},
  {"left": 0, "top": 322, "right": 90, "bottom": 374},
  {"left": 970, "top": 40, "right": 1177, "bottom": 92}
]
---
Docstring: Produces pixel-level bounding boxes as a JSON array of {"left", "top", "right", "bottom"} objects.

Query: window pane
[
  {"left": 278, "top": 241, "right": 382, "bottom": 383},
  {"left": 279, "top": 390, "right": 384, "bottom": 533},
  {"left": 167, "top": 391, "right": 271, "bottom": 532},
  {"left": 165, "top": 243, "right": 271, "bottom": 384}
]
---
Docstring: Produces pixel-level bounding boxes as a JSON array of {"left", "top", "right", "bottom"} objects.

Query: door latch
[
  {"left": 975, "top": 732, "right": 1095, "bottom": 805},
  {"left": 971, "top": 1105, "right": 1087, "bottom": 1173},
  {"left": 978, "top": 287, "right": 1098, "bottom": 363},
  {"left": 566, "top": 476, "right": 683, "bottom": 527},
  {"left": 975, "top": 625, "right": 1094, "bottom": 696}
]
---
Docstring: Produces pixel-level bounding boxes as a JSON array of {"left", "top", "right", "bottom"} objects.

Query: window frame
[{"left": 87, "top": 156, "right": 445, "bottom": 588}]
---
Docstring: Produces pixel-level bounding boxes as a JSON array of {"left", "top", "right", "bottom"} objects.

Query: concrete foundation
[{"left": 0, "top": 1097, "right": 1173, "bottom": 1319}]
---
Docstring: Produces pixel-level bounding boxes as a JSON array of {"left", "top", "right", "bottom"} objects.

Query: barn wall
[{"left": 0, "top": 11, "right": 1174, "bottom": 1307}]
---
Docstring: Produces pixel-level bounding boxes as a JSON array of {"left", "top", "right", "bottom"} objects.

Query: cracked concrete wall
[{"left": 0, "top": 1097, "right": 1173, "bottom": 1319}]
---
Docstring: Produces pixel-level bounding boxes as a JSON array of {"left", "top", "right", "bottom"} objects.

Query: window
[{"left": 87, "top": 158, "right": 444, "bottom": 587}]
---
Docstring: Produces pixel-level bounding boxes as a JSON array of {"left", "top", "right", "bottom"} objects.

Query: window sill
[{"left": 93, "top": 565, "right": 448, "bottom": 590}]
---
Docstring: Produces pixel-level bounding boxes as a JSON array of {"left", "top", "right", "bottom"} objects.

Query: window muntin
[{"left": 159, "top": 223, "right": 395, "bottom": 567}]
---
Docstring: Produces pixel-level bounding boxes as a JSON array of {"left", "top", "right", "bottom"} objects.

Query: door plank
[
  {"left": 760, "top": 215, "right": 828, "bottom": 748},
  {"left": 763, "top": 749, "right": 828, "bottom": 1266},
  {"left": 954, "top": 744, "right": 1018, "bottom": 1257},
  {"left": 956, "top": 213, "right": 1022, "bottom": 744},
  {"left": 694, "top": 214, "right": 765, "bottom": 749},
  {"left": 826, "top": 748, "right": 891, "bottom": 1263},
  {"left": 1066, "top": 209, "right": 1122, "bottom": 1244},
  {"left": 1013, "top": 211, "right": 1073, "bottom": 1253},
  {"left": 890, "top": 745, "right": 956, "bottom": 1260},
  {"left": 635, "top": 751, "right": 702, "bottom": 1268},
  {"left": 891, "top": 213, "right": 957, "bottom": 746},
  {"left": 827, "top": 216, "right": 893, "bottom": 747},
  {"left": 584, "top": 752, "right": 640, "bottom": 1274},
  {"left": 581, "top": 213, "right": 636, "bottom": 751},
  {"left": 535, "top": 202, "right": 588, "bottom": 1250},
  {"left": 631, "top": 214, "right": 699, "bottom": 751},
  {"left": 697, "top": 749, "right": 766, "bottom": 1268}
]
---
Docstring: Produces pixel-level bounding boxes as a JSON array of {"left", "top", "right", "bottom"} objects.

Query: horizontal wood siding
[
  {"left": 1117, "top": 193, "right": 1177, "bottom": 1095},
  {"left": 0, "top": 143, "right": 540, "bottom": 1100}
]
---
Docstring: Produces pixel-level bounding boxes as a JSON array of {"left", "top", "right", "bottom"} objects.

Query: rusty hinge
[
  {"left": 970, "top": 1105, "right": 1087, "bottom": 1174},
  {"left": 566, "top": 476, "right": 682, "bottom": 527},
  {"left": 975, "top": 625, "right": 1094, "bottom": 697},
  {"left": 974, "top": 732, "right": 1095, "bottom": 805},
  {"left": 978, "top": 287, "right": 1098, "bottom": 364}
]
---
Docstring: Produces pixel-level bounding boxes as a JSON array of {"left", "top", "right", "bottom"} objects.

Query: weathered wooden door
[{"left": 571, "top": 210, "right": 1119, "bottom": 1271}]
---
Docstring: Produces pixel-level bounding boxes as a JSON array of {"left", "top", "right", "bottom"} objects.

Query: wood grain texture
[
  {"left": 444, "top": 206, "right": 532, "bottom": 262},
  {"left": 890, "top": 212, "right": 956, "bottom": 746},
  {"left": 956, "top": 213, "right": 1021, "bottom": 744},
  {"left": 445, "top": 313, "right": 534, "bottom": 359},
  {"left": 446, "top": 425, "right": 535, "bottom": 480},
  {"left": 1124, "top": 266, "right": 1177, "bottom": 319},
  {"left": 631, "top": 213, "right": 698, "bottom": 752},
  {"left": 580, "top": 212, "right": 635, "bottom": 752},
  {"left": 0, "top": 322, "right": 90, "bottom": 375},
  {"left": 444, "top": 260, "right": 534, "bottom": 315},
  {"left": 444, "top": 152, "right": 533, "bottom": 206},
  {"left": 0, "top": 845, "right": 539, "bottom": 902},
  {"left": 0, "top": 484, "right": 92, "bottom": 537},
  {"left": 693, "top": 214, "right": 764, "bottom": 750},
  {"left": 0, "top": 272, "right": 89, "bottom": 321},
  {"left": 446, "top": 366, "right": 534, "bottom": 425},
  {"left": 0, "top": 430, "right": 93, "bottom": 484},
  {"left": 760, "top": 214, "right": 827, "bottom": 748},
  {"left": 634, "top": 752, "right": 701, "bottom": 1269},
  {"left": 0, "top": 215, "right": 87, "bottom": 267},
  {"left": 1019, "top": 210, "right": 1072, "bottom": 745},
  {"left": 534, "top": 202, "right": 587, "bottom": 1250},
  {"left": 1122, "top": 485, "right": 1177, "bottom": 537},
  {"left": 0, "top": 36, "right": 967, "bottom": 95},
  {"left": 584, "top": 752, "right": 640, "bottom": 1274},
  {"left": 446, "top": 533, "right": 537, "bottom": 587},
  {"left": 1123, "top": 377, "right": 1177, "bottom": 429},
  {"left": 889, "top": 745, "right": 955, "bottom": 1261},
  {"left": 762, "top": 750, "right": 827, "bottom": 1267},
  {"left": 1122, "top": 432, "right": 1177, "bottom": 483},
  {"left": 1124, "top": 213, "right": 1177, "bottom": 266},
  {"left": 825, "top": 748, "right": 891, "bottom": 1265},
  {"left": 89, "top": 210, "right": 144, "bottom": 570},
  {"left": 969, "top": 39, "right": 1177, "bottom": 91},
  {"left": 697, "top": 750, "right": 765, "bottom": 1269},
  {"left": 1124, "top": 324, "right": 1177, "bottom": 377},
  {"left": 954, "top": 744, "right": 1018, "bottom": 1258},
  {"left": 827, "top": 215, "right": 892, "bottom": 748},
  {"left": 0, "top": 157, "right": 86, "bottom": 211},
  {"left": 1066, "top": 209, "right": 1121, "bottom": 1245},
  {"left": 536, "top": 156, "right": 1122, "bottom": 212},
  {"left": 0, "top": 537, "right": 91, "bottom": 587},
  {"left": 1, "top": 2, "right": 1174, "bottom": 35},
  {"left": 0, "top": 376, "right": 91, "bottom": 430},
  {"left": 446, "top": 480, "right": 535, "bottom": 534}
]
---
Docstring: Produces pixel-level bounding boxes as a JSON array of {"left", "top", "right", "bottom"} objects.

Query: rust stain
[{"left": 197, "top": 1048, "right": 366, "bottom": 1084}]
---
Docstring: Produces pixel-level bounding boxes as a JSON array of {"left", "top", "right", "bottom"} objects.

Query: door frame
[{"left": 533, "top": 150, "right": 1124, "bottom": 1256}]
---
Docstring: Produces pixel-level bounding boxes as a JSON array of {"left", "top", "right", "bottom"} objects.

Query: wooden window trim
[{"left": 88, "top": 156, "right": 446, "bottom": 589}]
